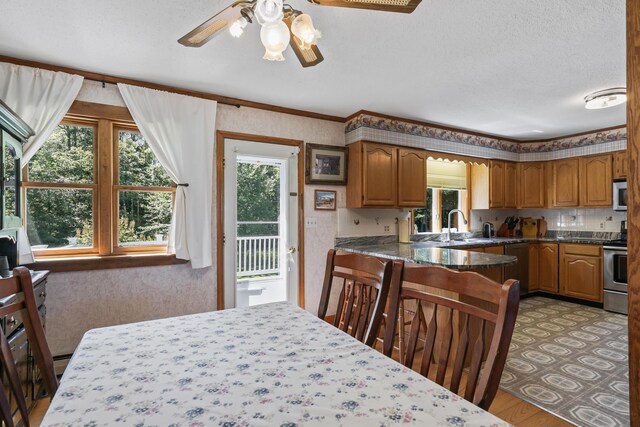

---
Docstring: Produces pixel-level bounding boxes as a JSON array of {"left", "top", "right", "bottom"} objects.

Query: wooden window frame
[
  {"left": 112, "top": 124, "right": 175, "bottom": 255},
  {"left": 22, "top": 103, "right": 178, "bottom": 269},
  {"left": 23, "top": 117, "right": 100, "bottom": 258}
]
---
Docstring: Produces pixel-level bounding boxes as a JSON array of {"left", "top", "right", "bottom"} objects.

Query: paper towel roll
[{"left": 399, "top": 218, "right": 410, "bottom": 243}]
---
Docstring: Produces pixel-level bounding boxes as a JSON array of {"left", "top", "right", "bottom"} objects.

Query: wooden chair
[
  {"left": 384, "top": 261, "right": 519, "bottom": 410},
  {"left": 0, "top": 267, "right": 58, "bottom": 427},
  {"left": 317, "top": 249, "right": 394, "bottom": 347}
]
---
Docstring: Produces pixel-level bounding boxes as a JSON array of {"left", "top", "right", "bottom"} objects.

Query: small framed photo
[
  {"left": 314, "top": 190, "right": 337, "bottom": 211},
  {"left": 305, "top": 143, "right": 348, "bottom": 185}
]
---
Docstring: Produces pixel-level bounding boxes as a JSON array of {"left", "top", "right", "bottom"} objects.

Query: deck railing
[{"left": 237, "top": 235, "right": 280, "bottom": 277}]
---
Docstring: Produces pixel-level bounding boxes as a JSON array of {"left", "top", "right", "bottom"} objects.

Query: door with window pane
[{"left": 223, "top": 139, "right": 299, "bottom": 309}]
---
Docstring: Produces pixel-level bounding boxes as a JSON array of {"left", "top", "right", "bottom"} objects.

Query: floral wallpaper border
[{"left": 345, "top": 113, "right": 627, "bottom": 153}]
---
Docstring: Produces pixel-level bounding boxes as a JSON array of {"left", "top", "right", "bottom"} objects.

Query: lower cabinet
[
  {"left": 538, "top": 243, "right": 559, "bottom": 293},
  {"left": 528, "top": 243, "right": 603, "bottom": 303},
  {"left": 470, "top": 245, "right": 504, "bottom": 283},
  {"left": 559, "top": 244, "right": 603, "bottom": 302}
]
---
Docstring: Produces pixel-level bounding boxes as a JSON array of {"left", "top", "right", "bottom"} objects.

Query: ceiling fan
[{"left": 178, "top": 0, "right": 422, "bottom": 68}]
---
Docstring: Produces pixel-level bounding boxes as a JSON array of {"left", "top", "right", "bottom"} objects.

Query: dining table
[{"left": 41, "top": 301, "right": 511, "bottom": 426}]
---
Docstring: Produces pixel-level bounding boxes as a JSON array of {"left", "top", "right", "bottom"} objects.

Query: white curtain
[
  {"left": 117, "top": 84, "right": 216, "bottom": 269},
  {"left": 0, "top": 62, "right": 84, "bottom": 264},
  {"left": 0, "top": 62, "right": 84, "bottom": 165}
]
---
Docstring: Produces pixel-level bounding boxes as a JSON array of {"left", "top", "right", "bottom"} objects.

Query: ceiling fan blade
[
  {"left": 178, "top": 4, "right": 243, "bottom": 47},
  {"left": 284, "top": 17, "right": 324, "bottom": 68},
  {"left": 307, "top": 0, "right": 421, "bottom": 13}
]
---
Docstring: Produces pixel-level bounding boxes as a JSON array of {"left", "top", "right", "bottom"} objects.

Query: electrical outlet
[
  {"left": 384, "top": 225, "right": 390, "bottom": 232},
  {"left": 305, "top": 217, "right": 318, "bottom": 228},
  {"left": 600, "top": 222, "right": 604, "bottom": 229}
]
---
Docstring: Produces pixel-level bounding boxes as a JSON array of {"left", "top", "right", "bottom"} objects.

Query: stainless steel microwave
[{"left": 613, "top": 180, "right": 627, "bottom": 211}]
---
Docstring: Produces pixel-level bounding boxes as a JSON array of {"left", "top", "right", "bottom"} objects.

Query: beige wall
[{"left": 46, "top": 82, "right": 345, "bottom": 356}]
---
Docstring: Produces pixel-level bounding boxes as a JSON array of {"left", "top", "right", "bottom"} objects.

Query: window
[
  {"left": 24, "top": 114, "right": 175, "bottom": 259},
  {"left": 412, "top": 159, "right": 469, "bottom": 234}
]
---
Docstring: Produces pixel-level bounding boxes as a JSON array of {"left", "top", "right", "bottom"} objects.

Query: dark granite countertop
[
  {"left": 420, "top": 236, "right": 611, "bottom": 248},
  {"left": 337, "top": 243, "right": 517, "bottom": 270}
]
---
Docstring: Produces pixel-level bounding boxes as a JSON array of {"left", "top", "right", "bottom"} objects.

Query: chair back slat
[
  {"left": 318, "top": 250, "right": 393, "bottom": 347},
  {"left": 435, "top": 308, "right": 454, "bottom": 386},
  {"left": 333, "top": 271, "right": 380, "bottom": 289},
  {"left": 385, "top": 262, "right": 519, "bottom": 410},
  {"left": 450, "top": 313, "right": 470, "bottom": 394},
  {"left": 0, "top": 267, "right": 59, "bottom": 426},
  {"left": 465, "top": 320, "right": 486, "bottom": 402}
]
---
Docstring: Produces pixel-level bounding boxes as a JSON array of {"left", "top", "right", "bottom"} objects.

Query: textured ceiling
[{"left": 0, "top": 0, "right": 626, "bottom": 139}]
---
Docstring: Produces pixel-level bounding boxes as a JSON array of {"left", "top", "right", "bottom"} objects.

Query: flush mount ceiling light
[
  {"left": 584, "top": 88, "right": 627, "bottom": 110},
  {"left": 178, "top": 0, "right": 422, "bottom": 67}
]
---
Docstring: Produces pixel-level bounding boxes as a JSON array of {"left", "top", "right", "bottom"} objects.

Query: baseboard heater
[{"left": 53, "top": 354, "right": 73, "bottom": 377}]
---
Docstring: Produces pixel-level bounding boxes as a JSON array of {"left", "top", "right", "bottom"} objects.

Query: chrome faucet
[{"left": 446, "top": 209, "right": 468, "bottom": 242}]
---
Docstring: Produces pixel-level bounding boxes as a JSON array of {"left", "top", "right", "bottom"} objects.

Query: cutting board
[
  {"left": 537, "top": 217, "right": 548, "bottom": 238},
  {"left": 521, "top": 218, "right": 538, "bottom": 238}
]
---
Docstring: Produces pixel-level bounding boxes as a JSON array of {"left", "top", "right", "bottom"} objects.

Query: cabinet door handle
[
  {"left": 39, "top": 292, "right": 46, "bottom": 298},
  {"left": 8, "top": 317, "right": 17, "bottom": 326}
]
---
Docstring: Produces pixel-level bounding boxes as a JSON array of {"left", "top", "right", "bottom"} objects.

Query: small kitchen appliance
[
  {"left": 482, "top": 222, "right": 494, "bottom": 238},
  {"left": 613, "top": 180, "right": 627, "bottom": 211}
]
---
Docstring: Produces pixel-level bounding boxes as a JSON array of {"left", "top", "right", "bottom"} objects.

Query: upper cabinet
[
  {"left": 580, "top": 154, "right": 613, "bottom": 207},
  {"left": 488, "top": 160, "right": 517, "bottom": 208},
  {"left": 552, "top": 158, "right": 580, "bottom": 207},
  {"left": 397, "top": 148, "right": 427, "bottom": 207},
  {"left": 488, "top": 160, "right": 505, "bottom": 208},
  {"left": 347, "top": 141, "right": 425, "bottom": 208},
  {"left": 517, "top": 162, "right": 545, "bottom": 208},
  {"left": 613, "top": 150, "right": 628, "bottom": 180},
  {"left": 504, "top": 162, "right": 517, "bottom": 208}
]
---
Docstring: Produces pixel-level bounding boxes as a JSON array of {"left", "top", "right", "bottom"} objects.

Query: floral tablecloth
[{"left": 42, "top": 302, "right": 510, "bottom": 426}]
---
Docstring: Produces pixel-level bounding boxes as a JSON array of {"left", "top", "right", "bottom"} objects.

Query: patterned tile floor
[{"left": 500, "top": 297, "right": 629, "bottom": 427}]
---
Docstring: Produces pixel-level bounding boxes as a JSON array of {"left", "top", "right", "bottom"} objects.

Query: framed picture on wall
[
  {"left": 314, "top": 190, "right": 337, "bottom": 210},
  {"left": 305, "top": 143, "right": 348, "bottom": 185}
]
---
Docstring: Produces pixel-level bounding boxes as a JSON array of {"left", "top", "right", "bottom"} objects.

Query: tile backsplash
[
  {"left": 471, "top": 208, "right": 627, "bottom": 233},
  {"left": 337, "top": 208, "right": 411, "bottom": 237}
]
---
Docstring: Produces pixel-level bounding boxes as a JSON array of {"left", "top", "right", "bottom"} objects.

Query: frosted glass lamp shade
[
  {"left": 260, "top": 20, "right": 290, "bottom": 61},
  {"left": 291, "top": 14, "right": 321, "bottom": 49}
]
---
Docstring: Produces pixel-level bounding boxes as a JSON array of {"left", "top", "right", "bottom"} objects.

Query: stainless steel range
[{"left": 604, "top": 221, "right": 627, "bottom": 315}]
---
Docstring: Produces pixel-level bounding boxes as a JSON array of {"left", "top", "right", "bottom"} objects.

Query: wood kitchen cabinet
[
  {"left": 347, "top": 141, "right": 427, "bottom": 208},
  {"left": 397, "top": 148, "right": 427, "bottom": 207},
  {"left": 613, "top": 150, "right": 628, "bottom": 179},
  {"left": 580, "top": 154, "right": 613, "bottom": 207},
  {"left": 488, "top": 160, "right": 517, "bottom": 208},
  {"left": 538, "top": 243, "right": 559, "bottom": 293},
  {"left": 347, "top": 141, "right": 397, "bottom": 207},
  {"left": 470, "top": 245, "right": 504, "bottom": 283},
  {"left": 518, "top": 162, "right": 545, "bottom": 208},
  {"left": 552, "top": 158, "right": 580, "bottom": 207},
  {"left": 504, "top": 162, "right": 517, "bottom": 208},
  {"left": 559, "top": 244, "right": 603, "bottom": 302},
  {"left": 488, "top": 160, "right": 504, "bottom": 208}
]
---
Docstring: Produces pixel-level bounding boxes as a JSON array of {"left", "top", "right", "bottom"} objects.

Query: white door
[{"left": 223, "top": 139, "right": 299, "bottom": 309}]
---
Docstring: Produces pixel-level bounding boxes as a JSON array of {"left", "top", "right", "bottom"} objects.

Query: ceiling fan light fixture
[
  {"left": 260, "top": 20, "right": 290, "bottom": 61},
  {"left": 229, "top": 17, "right": 248, "bottom": 38},
  {"left": 255, "top": 0, "right": 284, "bottom": 24},
  {"left": 291, "top": 14, "right": 321, "bottom": 48},
  {"left": 584, "top": 87, "right": 627, "bottom": 110}
]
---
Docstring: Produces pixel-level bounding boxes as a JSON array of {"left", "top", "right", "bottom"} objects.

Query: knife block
[{"left": 496, "top": 223, "right": 512, "bottom": 237}]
